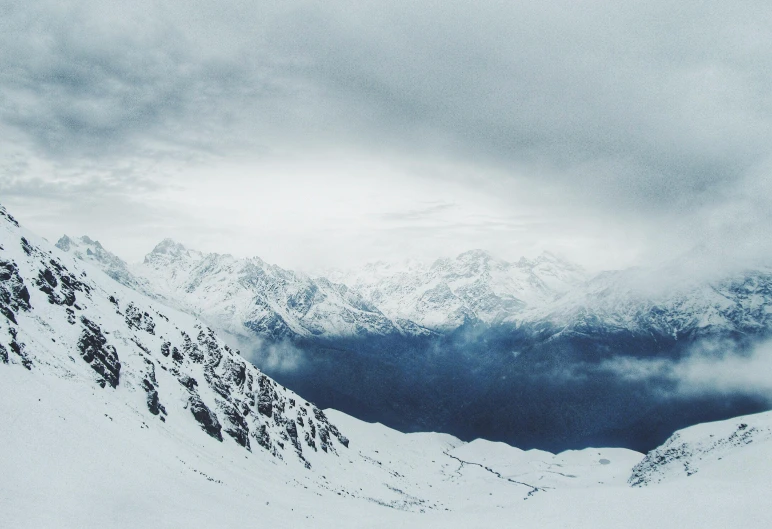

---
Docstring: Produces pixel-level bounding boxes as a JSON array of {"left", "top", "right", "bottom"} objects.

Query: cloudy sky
[{"left": 1, "top": 0, "right": 771, "bottom": 272}]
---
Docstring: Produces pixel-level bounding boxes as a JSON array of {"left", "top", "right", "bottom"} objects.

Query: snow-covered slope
[
  {"left": 3, "top": 205, "right": 772, "bottom": 528},
  {"left": 629, "top": 410, "right": 772, "bottom": 487},
  {"left": 1, "top": 205, "right": 348, "bottom": 468},
  {"left": 2, "top": 366, "right": 771, "bottom": 528},
  {"left": 329, "top": 250, "right": 587, "bottom": 330}
]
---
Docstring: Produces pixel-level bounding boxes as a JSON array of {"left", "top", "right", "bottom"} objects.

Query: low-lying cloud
[
  {"left": 225, "top": 332, "right": 308, "bottom": 375},
  {"left": 599, "top": 338, "right": 772, "bottom": 402}
]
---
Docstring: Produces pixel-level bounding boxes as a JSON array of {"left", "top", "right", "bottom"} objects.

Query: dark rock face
[
  {"left": 6, "top": 327, "right": 31, "bottom": 369},
  {"left": 285, "top": 419, "right": 301, "bottom": 452},
  {"left": 218, "top": 399, "right": 251, "bottom": 449},
  {"left": 6, "top": 327, "right": 32, "bottom": 370},
  {"left": 0, "top": 260, "right": 31, "bottom": 323},
  {"left": 142, "top": 358, "right": 167, "bottom": 419},
  {"left": 258, "top": 376, "right": 275, "bottom": 417},
  {"left": 171, "top": 346, "right": 183, "bottom": 363},
  {"left": 180, "top": 331, "right": 203, "bottom": 364},
  {"left": 254, "top": 424, "right": 272, "bottom": 451},
  {"left": 77, "top": 317, "right": 121, "bottom": 389},
  {"left": 244, "top": 308, "right": 296, "bottom": 341},
  {"left": 125, "top": 303, "right": 156, "bottom": 334},
  {"left": 178, "top": 375, "right": 198, "bottom": 391},
  {"left": 188, "top": 393, "right": 223, "bottom": 441},
  {"left": 629, "top": 420, "right": 770, "bottom": 487},
  {"left": 304, "top": 431, "right": 316, "bottom": 450},
  {"left": 0, "top": 206, "right": 19, "bottom": 227},
  {"left": 20, "top": 237, "right": 33, "bottom": 256},
  {"left": 34, "top": 257, "right": 91, "bottom": 307}
]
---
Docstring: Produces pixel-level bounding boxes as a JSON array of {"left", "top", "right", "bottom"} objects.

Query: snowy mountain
[
  {"left": 59, "top": 232, "right": 772, "bottom": 345},
  {"left": 515, "top": 262, "right": 772, "bottom": 340},
  {"left": 55, "top": 235, "right": 157, "bottom": 299},
  {"left": 328, "top": 250, "right": 587, "bottom": 331},
  {"left": 629, "top": 410, "right": 772, "bottom": 486},
  {"left": 57, "top": 235, "right": 431, "bottom": 342},
  {"left": 4, "top": 203, "right": 772, "bottom": 528},
  {"left": 1, "top": 205, "right": 348, "bottom": 468}
]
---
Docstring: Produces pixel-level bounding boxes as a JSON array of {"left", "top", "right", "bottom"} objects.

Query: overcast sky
[{"left": 1, "top": 1, "right": 771, "bottom": 272}]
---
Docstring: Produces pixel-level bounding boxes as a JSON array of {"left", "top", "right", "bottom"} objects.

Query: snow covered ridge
[
  {"left": 327, "top": 249, "right": 588, "bottom": 330},
  {"left": 58, "top": 231, "right": 772, "bottom": 342},
  {"left": 0, "top": 204, "right": 348, "bottom": 466},
  {"left": 55, "top": 234, "right": 158, "bottom": 299},
  {"left": 629, "top": 410, "right": 772, "bottom": 487},
  {"left": 58, "top": 234, "right": 433, "bottom": 341}
]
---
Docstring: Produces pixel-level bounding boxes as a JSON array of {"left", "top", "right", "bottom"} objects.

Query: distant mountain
[
  {"left": 327, "top": 250, "right": 587, "bottom": 330},
  {"left": 3, "top": 206, "right": 348, "bottom": 467},
  {"left": 135, "top": 239, "right": 432, "bottom": 340},
  {"left": 54, "top": 229, "right": 772, "bottom": 453},
  {"left": 5, "top": 202, "right": 772, "bottom": 529},
  {"left": 55, "top": 235, "right": 157, "bottom": 298},
  {"left": 56, "top": 236, "right": 433, "bottom": 342},
  {"left": 515, "top": 262, "right": 772, "bottom": 341}
]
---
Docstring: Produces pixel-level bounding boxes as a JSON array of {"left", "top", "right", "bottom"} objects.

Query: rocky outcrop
[
  {"left": 78, "top": 317, "right": 121, "bottom": 389},
  {"left": 629, "top": 413, "right": 772, "bottom": 487},
  {"left": 0, "top": 203, "right": 349, "bottom": 467}
]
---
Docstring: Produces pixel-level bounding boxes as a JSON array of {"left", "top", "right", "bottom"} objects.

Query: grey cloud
[
  {"left": 0, "top": 1, "right": 288, "bottom": 160},
  {"left": 2, "top": 1, "right": 772, "bottom": 269},
  {"left": 267, "top": 1, "right": 772, "bottom": 207}
]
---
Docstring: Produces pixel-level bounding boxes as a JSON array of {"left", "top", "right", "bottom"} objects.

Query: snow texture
[{"left": 3, "top": 203, "right": 772, "bottom": 528}]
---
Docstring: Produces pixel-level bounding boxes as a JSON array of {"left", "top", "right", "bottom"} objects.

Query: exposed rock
[
  {"left": 125, "top": 303, "right": 155, "bottom": 334},
  {"left": 188, "top": 393, "right": 223, "bottom": 442},
  {"left": 217, "top": 399, "right": 251, "bottom": 449},
  {"left": 630, "top": 416, "right": 772, "bottom": 487},
  {"left": 141, "top": 358, "right": 167, "bottom": 419},
  {"left": 77, "top": 317, "right": 121, "bottom": 389},
  {"left": 0, "top": 206, "right": 19, "bottom": 227},
  {"left": 0, "top": 260, "right": 31, "bottom": 323},
  {"left": 2, "top": 203, "right": 350, "bottom": 466}
]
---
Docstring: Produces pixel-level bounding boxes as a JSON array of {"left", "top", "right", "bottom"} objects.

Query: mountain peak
[
  {"left": 55, "top": 235, "right": 73, "bottom": 251},
  {"left": 145, "top": 239, "right": 195, "bottom": 263},
  {"left": 152, "top": 238, "right": 187, "bottom": 253},
  {"left": 0, "top": 204, "right": 20, "bottom": 228},
  {"left": 457, "top": 249, "right": 493, "bottom": 261}
]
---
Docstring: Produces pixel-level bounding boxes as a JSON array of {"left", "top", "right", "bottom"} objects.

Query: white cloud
[{"left": 599, "top": 339, "right": 772, "bottom": 402}]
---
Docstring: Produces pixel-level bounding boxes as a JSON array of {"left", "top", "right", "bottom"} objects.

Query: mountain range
[
  {"left": 50, "top": 227, "right": 772, "bottom": 453},
  {"left": 2, "top": 202, "right": 771, "bottom": 528},
  {"left": 56, "top": 234, "right": 772, "bottom": 346}
]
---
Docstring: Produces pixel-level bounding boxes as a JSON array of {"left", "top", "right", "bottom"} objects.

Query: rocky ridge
[{"left": 2, "top": 205, "right": 348, "bottom": 467}]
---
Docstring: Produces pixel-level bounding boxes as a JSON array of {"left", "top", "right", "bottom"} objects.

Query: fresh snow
[
  {"left": 3, "top": 203, "right": 772, "bottom": 528},
  {"left": 2, "top": 365, "right": 772, "bottom": 528}
]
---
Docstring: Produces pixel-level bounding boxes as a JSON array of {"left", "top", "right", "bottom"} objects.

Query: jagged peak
[
  {"left": 55, "top": 235, "right": 73, "bottom": 251},
  {"left": 56, "top": 235, "right": 104, "bottom": 252},
  {"left": 144, "top": 238, "right": 196, "bottom": 264},
  {"left": 152, "top": 238, "right": 187, "bottom": 253},
  {"left": 0, "top": 203, "right": 20, "bottom": 227}
]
